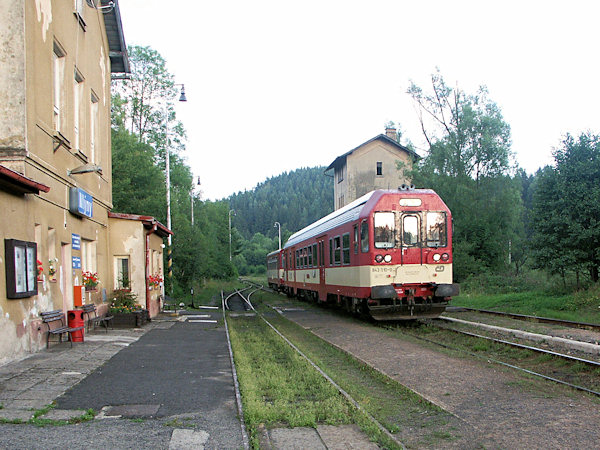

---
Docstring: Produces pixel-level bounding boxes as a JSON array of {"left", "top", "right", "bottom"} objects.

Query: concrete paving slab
[
  {"left": 269, "top": 427, "right": 326, "bottom": 449},
  {"left": 168, "top": 429, "right": 210, "bottom": 449},
  {"left": 317, "top": 424, "right": 379, "bottom": 449},
  {"left": 5, "top": 399, "right": 49, "bottom": 410},
  {"left": 104, "top": 404, "right": 161, "bottom": 418},
  {"left": 0, "top": 408, "right": 34, "bottom": 421},
  {"left": 41, "top": 409, "right": 86, "bottom": 421}
]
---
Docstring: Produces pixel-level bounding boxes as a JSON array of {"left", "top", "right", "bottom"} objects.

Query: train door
[
  {"left": 317, "top": 235, "right": 326, "bottom": 301},
  {"left": 400, "top": 213, "right": 422, "bottom": 264}
]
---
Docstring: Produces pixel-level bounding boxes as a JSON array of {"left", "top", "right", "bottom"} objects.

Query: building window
[
  {"left": 336, "top": 164, "right": 345, "bottom": 183},
  {"left": 90, "top": 92, "right": 99, "bottom": 164},
  {"left": 53, "top": 43, "right": 66, "bottom": 132},
  {"left": 74, "top": 0, "right": 87, "bottom": 30},
  {"left": 5, "top": 239, "right": 38, "bottom": 299},
  {"left": 73, "top": 70, "right": 84, "bottom": 153},
  {"left": 115, "top": 256, "right": 130, "bottom": 289},
  {"left": 81, "top": 239, "right": 97, "bottom": 273},
  {"left": 338, "top": 194, "right": 344, "bottom": 209},
  {"left": 376, "top": 162, "right": 383, "bottom": 176}
]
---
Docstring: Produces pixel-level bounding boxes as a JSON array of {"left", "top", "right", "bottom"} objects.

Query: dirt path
[{"left": 279, "top": 307, "right": 600, "bottom": 449}]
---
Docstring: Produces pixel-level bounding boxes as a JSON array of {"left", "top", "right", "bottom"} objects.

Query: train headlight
[
  {"left": 384, "top": 254, "right": 392, "bottom": 263},
  {"left": 375, "top": 254, "right": 384, "bottom": 263},
  {"left": 433, "top": 253, "right": 441, "bottom": 262},
  {"left": 441, "top": 253, "right": 450, "bottom": 261}
]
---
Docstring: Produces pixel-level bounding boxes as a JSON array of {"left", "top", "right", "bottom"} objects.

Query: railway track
[
  {"left": 386, "top": 318, "right": 600, "bottom": 398},
  {"left": 447, "top": 306, "right": 600, "bottom": 332},
  {"left": 224, "top": 285, "right": 407, "bottom": 449}
]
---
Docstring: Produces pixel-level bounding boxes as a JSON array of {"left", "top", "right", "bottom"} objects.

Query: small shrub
[{"left": 109, "top": 289, "right": 139, "bottom": 313}]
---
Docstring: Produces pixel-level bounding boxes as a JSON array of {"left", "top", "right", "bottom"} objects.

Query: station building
[
  {"left": 325, "top": 127, "right": 419, "bottom": 210},
  {"left": 0, "top": 1, "right": 168, "bottom": 364}
]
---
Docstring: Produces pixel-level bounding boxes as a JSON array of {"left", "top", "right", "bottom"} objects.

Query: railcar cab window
[
  {"left": 426, "top": 212, "right": 447, "bottom": 247},
  {"left": 360, "top": 220, "right": 369, "bottom": 252},
  {"left": 403, "top": 215, "right": 419, "bottom": 247},
  {"left": 353, "top": 225, "right": 359, "bottom": 254},
  {"left": 374, "top": 212, "right": 395, "bottom": 249}
]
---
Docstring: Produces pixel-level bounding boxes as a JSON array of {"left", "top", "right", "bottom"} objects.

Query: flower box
[{"left": 111, "top": 309, "right": 149, "bottom": 328}]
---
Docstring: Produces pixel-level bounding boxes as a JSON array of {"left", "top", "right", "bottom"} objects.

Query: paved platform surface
[{"left": 0, "top": 309, "right": 378, "bottom": 449}]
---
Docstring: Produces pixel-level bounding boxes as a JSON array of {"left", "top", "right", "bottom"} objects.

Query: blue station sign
[
  {"left": 69, "top": 187, "right": 93, "bottom": 218},
  {"left": 72, "top": 233, "right": 81, "bottom": 250},
  {"left": 72, "top": 256, "right": 82, "bottom": 269}
]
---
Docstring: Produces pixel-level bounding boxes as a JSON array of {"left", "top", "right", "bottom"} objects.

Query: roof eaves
[
  {"left": 325, "top": 134, "right": 419, "bottom": 172},
  {"left": 102, "top": 0, "right": 130, "bottom": 74},
  {"left": 0, "top": 165, "right": 50, "bottom": 194}
]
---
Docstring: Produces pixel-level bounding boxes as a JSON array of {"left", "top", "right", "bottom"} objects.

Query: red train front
[{"left": 268, "top": 188, "right": 459, "bottom": 320}]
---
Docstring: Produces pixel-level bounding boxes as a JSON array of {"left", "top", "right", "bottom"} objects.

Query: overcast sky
[{"left": 117, "top": 0, "right": 599, "bottom": 200}]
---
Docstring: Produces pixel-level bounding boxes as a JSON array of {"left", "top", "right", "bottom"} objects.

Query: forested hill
[{"left": 228, "top": 167, "right": 333, "bottom": 240}]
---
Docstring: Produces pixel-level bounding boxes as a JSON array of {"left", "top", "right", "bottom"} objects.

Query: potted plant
[
  {"left": 109, "top": 289, "right": 148, "bottom": 327},
  {"left": 148, "top": 273, "right": 163, "bottom": 290},
  {"left": 37, "top": 260, "right": 43, "bottom": 282},
  {"left": 48, "top": 258, "right": 58, "bottom": 282},
  {"left": 82, "top": 271, "right": 99, "bottom": 291}
]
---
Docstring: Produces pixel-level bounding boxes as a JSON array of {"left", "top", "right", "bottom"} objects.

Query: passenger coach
[{"left": 267, "top": 188, "right": 459, "bottom": 320}]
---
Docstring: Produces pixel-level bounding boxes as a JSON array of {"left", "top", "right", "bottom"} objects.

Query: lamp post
[
  {"left": 191, "top": 176, "right": 200, "bottom": 227},
  {"left": 274, "top": 221, "right": 281, "bottom": 250},
  {"left": 165, "top": 83, "right": 187, "bottom": 296},
  {"left": 229, "top": 209, "right": 235, "bottom": 261}
]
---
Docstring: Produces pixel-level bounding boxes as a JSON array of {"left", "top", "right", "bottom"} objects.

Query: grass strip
[
  {"left": 227, "top": 314, "right": 355, "bottom": 448},
  {"left": 237, "top": 291, "right": 463, "bottom": 448}
]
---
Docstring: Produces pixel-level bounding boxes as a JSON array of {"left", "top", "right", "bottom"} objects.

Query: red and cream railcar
[{"left": 270, "top": 188, "right": 459, "bottom": 320}]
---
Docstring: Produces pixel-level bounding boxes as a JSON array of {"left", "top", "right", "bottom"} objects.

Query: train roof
[{"left": 284, "top": 189, "right": 437, "bottom": 249}]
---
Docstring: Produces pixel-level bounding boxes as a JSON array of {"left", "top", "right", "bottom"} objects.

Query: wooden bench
[
  {"left": 40, "top": 310, "right": 84, "bottom": 349},
  {"left": 82, "top": 303, "right": 114, "bottom": 332},
  {"left": 161, "top": 295, "right": 179, "bottom": 311}
]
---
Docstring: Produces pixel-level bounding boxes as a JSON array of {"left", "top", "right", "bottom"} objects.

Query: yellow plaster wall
[{"left": 0, "top": 0, "right": 115, "bottom": 363}]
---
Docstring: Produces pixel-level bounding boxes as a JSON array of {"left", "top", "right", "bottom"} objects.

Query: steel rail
[
  {"left": 221, "top": 291, "right": 250, "bottom": 449},
  {"left": 451, "top": 307, "right": 600, "bottom": 332},
  {"left": 234, "top": 288, "right": 406, "bottom": 449},
  {"left": 395, "top": 324, "right": 600, "bottom": 398},
  {"left": 433, "top": 321, "right": 600, "bottom": 368}
]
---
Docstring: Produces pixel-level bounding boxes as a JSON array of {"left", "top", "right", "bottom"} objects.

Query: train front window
[
  {"left": 374, "top": 212, "right": 395, "bottom": 249},
  {"left": 426, "top": 212, "right": 447, "bottom": 247},
  {"left": 402, "top": 215, "right": 419, "bottom": 247}
]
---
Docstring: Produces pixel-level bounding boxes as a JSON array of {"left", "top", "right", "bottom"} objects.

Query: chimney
[{"left": 385, "top": 127, "right": 397, "bottom": 142}]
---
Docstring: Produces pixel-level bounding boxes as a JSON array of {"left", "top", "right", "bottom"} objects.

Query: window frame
[
  {"left": 360, "top": 220, "right": 369, "bottom": 253},
  {"left": 333, "top": 236, "right": 341, "bottom": 265},
  {"left": 374, "top": 212, "right": 396, "bottom": 249},
  {"left": 342, "top": 233, "right": 350, "bottom": 265}
]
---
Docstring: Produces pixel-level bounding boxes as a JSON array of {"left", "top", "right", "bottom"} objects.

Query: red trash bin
[{"left": 67, "top": 309, "right": 85, "bottom": 342}]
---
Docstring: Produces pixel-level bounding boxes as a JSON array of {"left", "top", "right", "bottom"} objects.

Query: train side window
[
  {"left": 312, "top": 244, "right": 317, "bottom": 267},
  {"left": 329, "top": 238, "right": 333, "bottom": 265},
  {"left": 303, "top": 248, "right": 308, "bottom": 268},
  {"left": 342, "top": 233, "right": 350, "bottom": 265},
  {"left": 360, "top": 220, "right": 369, "bottom": 253},
  {"left": 308, "top": 246, "right": 313, "bottom": 267},
  {"left": 334, "top": 236, "right": 341, "bottom": 265},
  {"left": 295, "top": 250, "right": 299, "bottom": 268},
  {"left": 403, "top": 215, "right": 419, "bottom": 247},
  {"left": 353, "top": 225, "right": 358, "bottom": 254}
]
